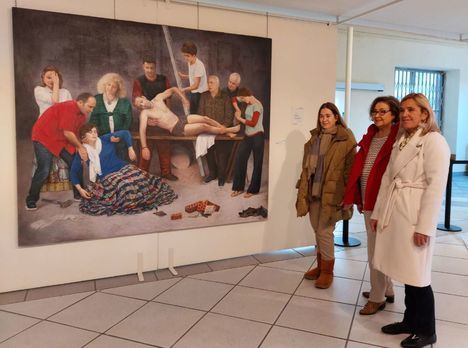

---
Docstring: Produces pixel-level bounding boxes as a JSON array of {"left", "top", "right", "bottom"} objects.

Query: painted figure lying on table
[
  {"left": 70, "top": 124, "right": 177, "bottom": 216},
  {"left": 138, "top": 87, "right": 240, "bottom": 161}
]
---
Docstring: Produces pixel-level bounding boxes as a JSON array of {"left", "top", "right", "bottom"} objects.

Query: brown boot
[
  {"left": 304, "top": 252, "right": 321, "bottom": 280},
  {"left": 359, "top": 301, "right": 386, "bottom": 315},
  {"left": 315, "top": 258, "right": 334, "bottom": 289}
]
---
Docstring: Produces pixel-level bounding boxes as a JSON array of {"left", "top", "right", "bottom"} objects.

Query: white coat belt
[{"left": 380, "top": 178, "right": 427, "bottom": 229}]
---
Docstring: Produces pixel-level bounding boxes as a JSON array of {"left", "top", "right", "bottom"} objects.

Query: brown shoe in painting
[
  {"left": 315, "top": 258, "right": 334, "bottom": 289},
  {"left": 359, "top": 301, "right": 386, "bottom": 315},
  {"left": 304, "top": 252, "right": 321, "bottom": 280}
]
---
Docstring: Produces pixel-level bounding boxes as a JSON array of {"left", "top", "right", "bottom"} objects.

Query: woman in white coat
[{"left": 370, "top": 93, "right": 450, "bottom": 348}]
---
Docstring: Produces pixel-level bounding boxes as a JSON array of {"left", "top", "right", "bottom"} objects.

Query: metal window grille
[{"left": 394, "top": 67, "right": 445, "bottom": 128}]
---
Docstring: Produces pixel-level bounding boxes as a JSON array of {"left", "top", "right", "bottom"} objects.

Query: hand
[
  {"left": 143, "top": 100, "right": 153, "bottom": 109},
  {"left": 110, "top": 136, "right": 120, "bottom": 143},
  {"left": 142, "top": 147, "right": 151, "bottom": 160},
  {"left": 78, "top": 187, "right": 91, "bottom": 199},
  {"left": 128, "top": 147, "right": 137, "bottom": 161},
  {"left": 370, "top": 219, "right": 378, "bottom": 233},
  {"left": 135, "top": 97, "right": 144, "bottom": 109},
  {"left": 357, "top": 204, "right": 363, "bottom": 214},
  {"left": 147, "top": 118, "right": 159, "bottom": 127},
  {"left": 52, "top": 72, "right": 59, "bottom": 87},
  {"left": 78, "top": 146, "right": 88, "bottom": 161},
  {"left": 178, "top": 71, "right": 186, "bottom": 79},
  {"left": 413, "top": 232, "right": 429, "bottom": 247}
]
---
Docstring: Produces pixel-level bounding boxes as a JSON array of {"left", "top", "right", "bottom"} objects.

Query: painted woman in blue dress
[{"left": 70, "top": 124, "right": 177, "bottom": 215}]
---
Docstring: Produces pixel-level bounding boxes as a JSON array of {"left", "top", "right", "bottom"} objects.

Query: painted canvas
[{"left": 13, "top": 8, "right": 271, "bottom": 246}]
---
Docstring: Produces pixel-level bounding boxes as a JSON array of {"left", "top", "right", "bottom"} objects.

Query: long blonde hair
[
  {"left": 96, "top": 73, "right": 126, "bottom": 98},
  {"left": 400, "top": 93, "right": 440, "bottom": 136}
]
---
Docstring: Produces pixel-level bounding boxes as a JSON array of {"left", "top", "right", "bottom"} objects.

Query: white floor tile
[
  {"left": 85, "top": 334, "right": 156, "bottom": 347},
  {"left": 293, "top": 245, "right": 317, "bottom": 257},
  {"left": 154, "top": 278, "right": 233, "bottom": 311},
  {"left": 254, "top": 249, "right": 302, "bottom": 263},
  {"left": 434, "top": 244, "right": 468, "bottom": 259},
  {"left": 431, "top": 271, "right": 468, "bottom": 296},
  {"left": 295, "top": 277, "right": 361, "bottom": 305},
  {"left": 0, "top": 321, "right": 98, "bottom": 348},
  {"left": 350, "top": 309, "right": 407, "bottom": 348},
  {"left": 239, "top": 266, "right": 304, "bottom": 294},
  {"left": 0, "top": 292, "right": 93, "bottom": 319},
  {"left": 334, "top": 258, "right": 367, "bottom": 280},
  {"left": 188, "top": 266, "right": 254, "bottom": 284},
  {"left": 433, "top": 320, "right": 468, "bottom": 348},
  {"left": 346, "top": 341, "right": 382, "bottom": 348},
  {"left": 49, "top": 292, "right": 145, "bottom": 333},
  {"left": 102, "top": 278, "right": 180, "bottom": 300},
  {"left": 108, "top": 302, "right": 204, "bottom": 347},
  {"left": 261, "top": 256, "right": 315, "bottom": 273},
  {"left": 435, "top": 292, "right": 468, "bottom": 325},
  {"left": 212, "top": 286, "right": 290, "bottom": 324},
  {"left": 207, "top": 256, "right": 259, "bottom": 271},
  {"left": 436, "top": 232, "right": 468, "bottom": 246},
  {"left": 0, "top": 311, "right": 39, "bottom": 342},
  {"left": 260, "top": 326, "right": 346, "bottom": 348},
  {"left": 432, "top": 255, "right": 468, "bottom": 276},
  {"left": 276, "top": 296, "right": 354, "bottom": 339},
  {"left": 335, "top": 248, "right": 368, "bottom": 262},
  {"left": 173, "top": 312, "right": 270, "bottom": 348}
]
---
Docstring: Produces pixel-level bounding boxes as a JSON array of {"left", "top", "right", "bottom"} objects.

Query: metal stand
[
  {"left": 334, "top": 219, "right": 361, "bottom": 247},
  {"left": 437, "top": 157, "right": 468, "bottom": 232}
]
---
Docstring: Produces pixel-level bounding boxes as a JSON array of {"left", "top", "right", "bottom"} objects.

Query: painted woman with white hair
[
  {"left": 90, "top": 73, "right": 132, "bottom": 160},
  {"left": 371, "top": 93, "right": 450, "bottom": 347}
]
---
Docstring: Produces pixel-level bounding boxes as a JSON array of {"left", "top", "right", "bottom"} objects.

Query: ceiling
[{"left": 178, "top": 0, "right": 468, "bottom": 41}]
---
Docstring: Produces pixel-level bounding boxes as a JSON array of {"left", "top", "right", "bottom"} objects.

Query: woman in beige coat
[
  {"left": 371, "top": 93, "right": 450, "bottom": 348},
  {"left": 296, "top": 102, "right": 356, "bottom": 289}
]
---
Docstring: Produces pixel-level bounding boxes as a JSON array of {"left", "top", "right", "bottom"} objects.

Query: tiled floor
[{"left": 1, "top": 177, "right": 467, "bottom": 347}]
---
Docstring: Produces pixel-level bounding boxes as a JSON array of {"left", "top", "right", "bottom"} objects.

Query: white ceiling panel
[
  {"left": 352, "top": 0, "right": 468, "bottom": 38},
  {"left": 237, "top": 0, "right": 373, "bottom": 16},
  {"left": 178, "top": 0, "right": 468, "bottom": 41}
]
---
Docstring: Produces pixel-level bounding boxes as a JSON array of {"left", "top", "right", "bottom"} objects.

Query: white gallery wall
[
  {"left": 0, "top": 0, "right": 337, "bottom": 292},
  {"left": 336, "top": 27, "right": 468, "bottom": 165}
]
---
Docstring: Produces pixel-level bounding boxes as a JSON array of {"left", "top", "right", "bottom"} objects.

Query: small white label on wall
[{"left": 292, "top": 107, "right": 304, "bottom": 125}]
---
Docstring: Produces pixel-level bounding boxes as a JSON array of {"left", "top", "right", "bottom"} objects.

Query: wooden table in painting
[{"left": 131, "top": 133, "right": 244, "bottom": 181}]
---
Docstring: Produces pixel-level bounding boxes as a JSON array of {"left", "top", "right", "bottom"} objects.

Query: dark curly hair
[{"left": 369, "top": 96, "right": 400, "bottom": 123}]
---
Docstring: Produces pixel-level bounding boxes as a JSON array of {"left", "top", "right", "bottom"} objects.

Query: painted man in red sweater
[{"left": 26, "top": 93, "right": 96, "bottom": 210}]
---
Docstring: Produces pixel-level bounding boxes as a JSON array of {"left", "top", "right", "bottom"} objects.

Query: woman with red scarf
[{"left": 343, "top": 96, "right": 400, "bottom": 315}]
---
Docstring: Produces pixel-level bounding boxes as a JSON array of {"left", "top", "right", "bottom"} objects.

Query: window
[{"left": 394, "top": 67, "right": 445, "bottom": 128}]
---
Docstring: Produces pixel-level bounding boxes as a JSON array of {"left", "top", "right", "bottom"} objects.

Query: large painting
[{"left": 13, "top": 8, "right": 271, "bottom": 246}]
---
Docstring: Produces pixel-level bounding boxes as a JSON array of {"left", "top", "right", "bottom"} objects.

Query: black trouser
[
  {"left": 189, "top": 92, "right": 201, "bottom": 114},
  {"left": 403, "top": 284, "right": 436, "bottom": 336},
  {"left": 205, "top": 141, "right": 232, "bottom": 180},
  {"left": 26, "top": 141, "right": 83, "bottom": 204},
  {"left": 232, "top": 133, "right": 264, "bottom": 194}
]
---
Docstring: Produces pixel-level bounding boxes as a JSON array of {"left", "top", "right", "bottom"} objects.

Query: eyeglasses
[{"left": 371, "top": 109, "right": 390, "bottom": 117}]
